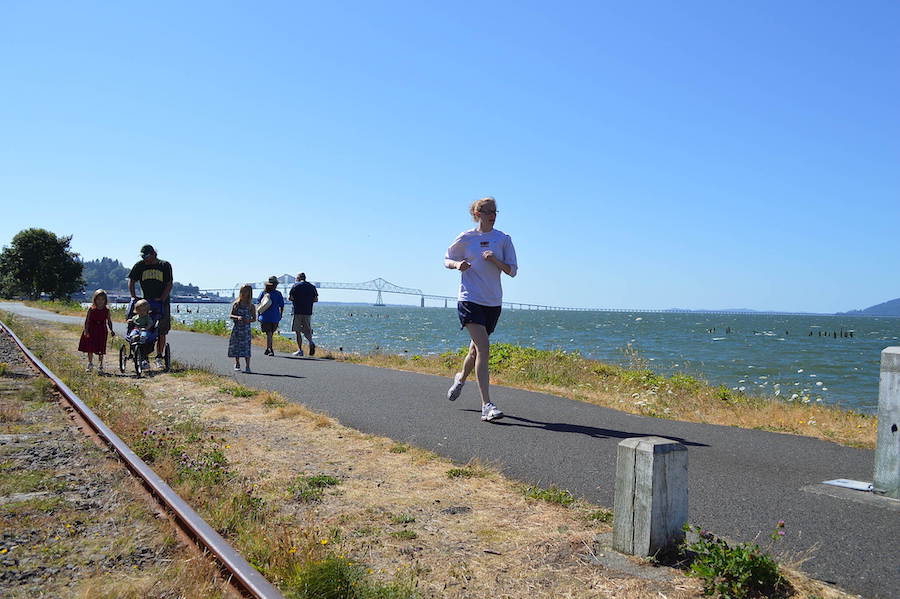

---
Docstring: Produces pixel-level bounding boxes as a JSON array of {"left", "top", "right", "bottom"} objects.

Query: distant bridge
[
  {"left": 185, "top": 276, "right": 764, "bottom": 315},
  {"left": 201, "top": 276, "right": 601, "bottom": 311}
]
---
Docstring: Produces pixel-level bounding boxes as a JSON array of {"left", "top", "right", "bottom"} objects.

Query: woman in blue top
[{"left": 257, "top": 276, "right": 285, "bottom": 356}]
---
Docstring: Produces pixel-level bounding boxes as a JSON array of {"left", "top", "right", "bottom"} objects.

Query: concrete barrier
[
  {"left": 613, "top": 436, "right": 688, "bottom": 556},
  {"left": 874, "top": 347, "right": 900, "bottom": 499}
]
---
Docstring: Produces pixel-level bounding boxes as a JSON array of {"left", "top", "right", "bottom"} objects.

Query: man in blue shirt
[
  {"left": 257, "top": 275, "right": 285, "bottom": 356},
  {"left": 289, "top": 272, "right": 318, "bottom": 356}
]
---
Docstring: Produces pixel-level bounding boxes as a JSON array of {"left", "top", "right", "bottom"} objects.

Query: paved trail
[{"left": 3, "top": 302, "right": 897, "bottom": 598}]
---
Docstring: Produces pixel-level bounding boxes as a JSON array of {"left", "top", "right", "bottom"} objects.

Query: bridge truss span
[{"left": 204, "top": 276, "right": 756, "bottom": 314}]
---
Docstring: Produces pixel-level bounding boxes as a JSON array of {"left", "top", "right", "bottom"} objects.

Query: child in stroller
[
  {"left": 120, "top": 298, "right": 164, "bottom": 374},
  {"left": 127, "top": 300, "right": 158, "bottom": 346}
]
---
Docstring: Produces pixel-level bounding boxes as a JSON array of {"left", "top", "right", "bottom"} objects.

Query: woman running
[{"left": 444, "top": 197, "right": 518, "bottom": 421}]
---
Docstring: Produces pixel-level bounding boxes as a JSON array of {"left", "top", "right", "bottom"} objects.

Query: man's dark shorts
[
  {"left": 158, "top": 300, "right": 171, "bottom": 335},
  {"left": 457, "top": 301, "right": 502, "bottom": 335},
  {"left": 260, "top": 321, "right": 279, "bottom": 334}
]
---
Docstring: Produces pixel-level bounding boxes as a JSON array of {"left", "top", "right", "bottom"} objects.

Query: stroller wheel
[
  {"left": 163, "top": 343, "right": 171, "bottom": 372},
  {"left": 119, "top": 345, "right": 126, "bottom": 373},
  {"left": 133, "top": 347, "right": 143, "bottom": 377}
]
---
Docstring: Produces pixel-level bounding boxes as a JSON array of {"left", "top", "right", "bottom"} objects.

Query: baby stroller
[{"left": 119, "top": 298, "right": 171, "bottom": 377}]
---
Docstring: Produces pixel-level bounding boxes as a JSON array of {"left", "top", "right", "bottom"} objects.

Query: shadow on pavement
[
  {"left": 246, "top": 372, "right": 306, "bottom": 380},
  {"left": 463, "top": 411, "right": 709, "bottom": 447}
]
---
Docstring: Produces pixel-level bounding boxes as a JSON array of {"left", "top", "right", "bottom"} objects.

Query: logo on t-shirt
[
  {"left": 143, "top": 269, "right": 165, "bottom": 283},
  {"left": 480, "top": 241, "right": 490, "bottom": 247}
]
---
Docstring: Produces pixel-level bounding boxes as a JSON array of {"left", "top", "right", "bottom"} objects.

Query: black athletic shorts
[
  {"left": 157, "top": 300, "right": 171, "bottom": 335},
  {"left": 457, "top": 301, "right": 502, "bottom": 335}
]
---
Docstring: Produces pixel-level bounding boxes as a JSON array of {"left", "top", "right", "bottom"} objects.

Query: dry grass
[
  {"left": 0, "top": 399, "right": 24, "bottom": 422},
  {"left": 0, "top": 332, "right": 230, "bottom": 598}
]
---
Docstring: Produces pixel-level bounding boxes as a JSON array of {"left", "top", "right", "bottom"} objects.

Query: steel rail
[{"left": 0, "top": 320, "right": 285, "bottom": 599}]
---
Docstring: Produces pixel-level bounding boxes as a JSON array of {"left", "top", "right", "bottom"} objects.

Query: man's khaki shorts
[{"left": 292, "top": 314, "right": 312, "bottom": 337}]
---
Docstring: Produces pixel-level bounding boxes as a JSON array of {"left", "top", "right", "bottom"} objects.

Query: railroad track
[{"left": 0, "top": 320, "right": 285, "bottom": 599}]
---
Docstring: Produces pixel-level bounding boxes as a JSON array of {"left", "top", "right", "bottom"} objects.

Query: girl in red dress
[{"left": 78, "top": 289, "right": 115, "bottom": 373}]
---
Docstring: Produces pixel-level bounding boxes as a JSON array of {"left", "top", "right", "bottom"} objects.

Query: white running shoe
[
  {"left": 481, "top": 402, "right": 503, "bottom": 422},
  {"left": 233, "top": 364, "right": 241, "bottom": 371},
  {"left": 86, "top": 363, "right": 94, "bottom": 372},
  {"left": 292, "top": 349, "right": 304, "bottom": 356},
  {"left": 447, "top": 373, "right": 464, "bottom": 401},
  {"left": 155, "top": 357, "right": 164, "bottom": 370}
]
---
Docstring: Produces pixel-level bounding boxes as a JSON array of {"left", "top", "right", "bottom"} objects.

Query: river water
[{"left": 163, "top": 303, "right": 898, "bottom": 414}]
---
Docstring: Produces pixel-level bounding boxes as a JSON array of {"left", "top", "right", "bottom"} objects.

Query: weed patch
[
  {"left": 522, "top": 484, "right": 575, "bottom": 507},
  {"left": 289, "top": 474, "right": 341, "bottom": 502},
  {"left": 682, "top": 523, "right": 791, "bottom": 598},
  {"left": 219, "top": 384, "right": 257, "bottom": 398},
  {"left": 446, "top": 467, "right": 486, "bottom": 479}
]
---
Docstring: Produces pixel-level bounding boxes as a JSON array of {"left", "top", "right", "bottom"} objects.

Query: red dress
[{"left": 78, "top": 307, "right": 110, "bottom": 354}]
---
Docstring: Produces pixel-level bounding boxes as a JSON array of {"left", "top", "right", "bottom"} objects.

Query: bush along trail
[{"left": 0, "top": 310, "right": 863, "bottom": 599}]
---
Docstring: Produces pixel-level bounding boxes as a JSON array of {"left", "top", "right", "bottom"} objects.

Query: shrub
[{"left": 682, "top": 523, "right": 790, "bottom": 598}]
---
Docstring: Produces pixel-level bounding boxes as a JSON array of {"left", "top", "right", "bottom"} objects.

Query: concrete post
[
  {"left": 874, "top": 347, "right": 900, "bottom": 499},
  {"left": 613, "top": 436, "right": 688, "bottom": 556}
]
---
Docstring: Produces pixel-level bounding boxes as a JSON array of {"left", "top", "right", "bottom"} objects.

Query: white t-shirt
[{"left": 445, "top": 228, "right": 518, "bottom": 307}]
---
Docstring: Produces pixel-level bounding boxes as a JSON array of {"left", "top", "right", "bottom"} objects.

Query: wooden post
[
  {"left": 874, "top": 347, "right": 900, "bottom": 499},
  {"left": 613, "top": 437, "right": 688, "bottom": 556}
]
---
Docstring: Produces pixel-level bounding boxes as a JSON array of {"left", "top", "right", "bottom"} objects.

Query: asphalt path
[{"left": 2, "top": 302, "right": 897, "bottom": 598}]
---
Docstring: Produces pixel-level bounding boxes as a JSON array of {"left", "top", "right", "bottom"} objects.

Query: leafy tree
[
  {"left": 82, "top": 257, "right": 130, "bottom": 291},
  {"left": 0, "top": 228, "right": 84, "bottom": 300}
]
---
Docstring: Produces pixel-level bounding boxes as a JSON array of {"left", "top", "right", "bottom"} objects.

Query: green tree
[
  {"left": 0, "top": 228, "right": 84, "bottom": 300},
  {"left": 82, "top": 257, "right": 129, "bottom": 291}
]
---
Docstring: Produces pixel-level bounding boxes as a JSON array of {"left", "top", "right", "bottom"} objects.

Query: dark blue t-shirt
[
  {"left": 289, "top": 281, "right": 318, "bottom": 315},
  {"left": 256, "top": 289, "right": 284, "bottom": 323}
]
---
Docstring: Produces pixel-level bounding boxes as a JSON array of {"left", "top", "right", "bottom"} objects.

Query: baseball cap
[
  {"left": 140, "top": 244, "right": 156, "bottom": 258},
  {"left": 267, "top": 275, "right": 279, "bottom": 285}
]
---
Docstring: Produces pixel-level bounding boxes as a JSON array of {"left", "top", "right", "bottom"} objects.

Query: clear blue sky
[{"left": 2, "top": 1, "right": 897, "bottom": 312}]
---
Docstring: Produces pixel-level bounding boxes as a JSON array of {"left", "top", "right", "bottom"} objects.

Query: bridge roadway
[
  {"left": 198, "top": 278, "right": 791, "bottom": 314},
  {"left": 3, "top": 302, "right": 896, "bottom": 599}
]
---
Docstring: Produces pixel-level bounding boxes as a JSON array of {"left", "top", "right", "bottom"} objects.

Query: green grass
[
  {"left": 0, "top": 362, "right": 8, "bottom": 376},
  {"left": 0, "top": 468, "right": 66, "bottom": 495},
  {"left": 179, "top": 319, "right": 229, "bottom": 336},
  {"left": 219, "top": 384, "right": 257, "bottom": 398},
  {"left": 280, "top": 555, "right": 419, "bottom": 599},
  {"left": 390, "top": 530, "right": 418, "bottom": 540},
  {"left": 446, "top": 467, "right": 487, "bottom": 479},
  {"left": 521, "top": 484, "right": 576, "bottom": 507},
  {"left": 586, "top": 509, "right": 613, "bottom": 524},
  {"left": 289, "top": 474, "right": 341, "bottom": 502},
  {"left": 390, "top": 514, "right": 416, "bottom": 524},
  {"left": 388, "top": 443, "right": 409, "bottom": 454}
]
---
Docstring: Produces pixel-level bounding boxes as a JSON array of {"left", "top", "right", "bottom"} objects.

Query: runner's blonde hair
[{"left": 469, "top": 197, "right": 497, "bottom": 222}]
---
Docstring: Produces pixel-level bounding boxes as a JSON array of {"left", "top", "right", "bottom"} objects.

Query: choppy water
[{"left": 164, "top": 303, "right": 899, "bottom": 414}]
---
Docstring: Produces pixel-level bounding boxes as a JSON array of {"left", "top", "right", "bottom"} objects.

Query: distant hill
[{"left": 840, "top": 297, "right": 900, "bottom": 317}]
